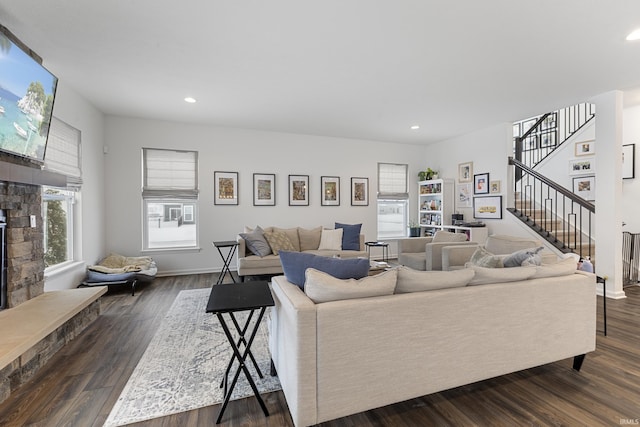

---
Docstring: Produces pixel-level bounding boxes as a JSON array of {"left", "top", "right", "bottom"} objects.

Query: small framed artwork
[
  {"left": 474, "top": 173, "right": 489, "bottom": 195},
  {"left": 458, "top": 161, "right": 473, "bottom": 183},
  {"left": 523, "top": 135, "right": 537, "bottom": 151},
  {"left": 490, "top": 180, "right": 501, "bottom": 194},
  {"left": 351, "top": 177, "right": 369, "bottom": 206},
  {"left": 540, "top": 131, "right": 556, "bottom": 148},
  {"left": 569, "top": 158, "right": 595, "bottom": 175},
  {"left": 456, "top": 183, "right": 472, "bottom": 209},
  {"left": 214, "top": 171, "right": 238, "bottom": 205},
  {"left": 321, "top": 176, "right": 340, "bottom": 206},
  {"left": 473, "top": 196, "right": 503, "bottom": 219},
  {"left": 572, "top": 176, "right": 595, "bottom": 201},
  {"left": 253, "top": 173, "right": 275, "bottom": 206},
  {"left": 575, "top": 140, "right": 595, "bottom": 157},
  {"left": 623, "top": 144, "right": 635, "bottom": 179},
  {"left": 289, "top": 174, "right": 309, "bottom": 206}
]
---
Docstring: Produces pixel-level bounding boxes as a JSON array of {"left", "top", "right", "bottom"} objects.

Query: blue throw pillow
[
  {"left": 279, "top": 251, "right": 370, "bottom": 289},
  {"left": 335, "top": 222, "right": 362, "bottom": 251}
]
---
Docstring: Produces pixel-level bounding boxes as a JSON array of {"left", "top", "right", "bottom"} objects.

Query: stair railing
[{"left": 508, "top": 157, "right": 595, "bottom": 259}]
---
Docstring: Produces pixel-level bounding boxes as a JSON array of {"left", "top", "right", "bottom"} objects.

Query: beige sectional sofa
[
  {"left": 268, "top": 264, "right": 596, "bottom": 427},
  {"left": 236, "top": 226, "right": 368, "bottom": 280}
]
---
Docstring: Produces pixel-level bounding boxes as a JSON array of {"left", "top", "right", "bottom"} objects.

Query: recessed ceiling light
[
  {"left": 410, "top": 125, "right": 420, "bottom": 130},
  {"left": 184, "top": 97, "right": 197, "bottom": 103},
  {"left": 626, "top": 29, "right": 640, "bottom": 41}
]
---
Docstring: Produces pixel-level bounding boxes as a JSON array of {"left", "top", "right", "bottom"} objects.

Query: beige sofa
[
  {"left": 237, "top": 226, "right": 368, "bottom": 280},
  {"left": 269, "top": 266, "right": 596, "bottom": 427},
  {"left": 442, "top": 234, "right": 558, "bottom": 270}
]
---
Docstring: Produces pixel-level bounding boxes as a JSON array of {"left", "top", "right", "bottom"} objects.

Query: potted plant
[
  {"left": 418, "top": 168, "right": 438, "bottom": 181},
  {"left": 408, "top": 220, "right": 421, "bottom": 237}
]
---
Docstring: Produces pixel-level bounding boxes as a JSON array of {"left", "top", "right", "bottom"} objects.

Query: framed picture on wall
[
  {"left": 474, "top": 173, "right": 489, "bottom": 195},
  {"left": 214, "top": 171, "right": 238, "bottom": 205},
  {"left": 458, "top": 161, "right": 473, "bottom": 183},
  {"left": 288, "top": 174, "right": 309, "bottom": 206},
  {"left": 473, "top": 196, "right": 503, "bottom": 219},
  {"left": 490, "top": 180, "right": 501, "bottom": 194},
  {"left": 321, "top": 176, "right": 340, "bottom": 206},
  {"left": 575, "top": 140, "right": 595, "bottom": 156},
  {"left": 351, "top": 177, "right": 369, "bottom": 206},
  {"left": 568, "top": 158, "right": 595, "bottom": 175},
  {"left": 572, "top": 176, "right": 595, "bottom": 201},
  {"left": 623, "top": 144, "right": 636, "bottom": 179},
  {"left": 253, "top": 173, "right": 275, "bottom": 206}
]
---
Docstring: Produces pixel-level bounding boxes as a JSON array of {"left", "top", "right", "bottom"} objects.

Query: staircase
[{"left": 508, "top": 102, "right": 596, "bottom": 264}]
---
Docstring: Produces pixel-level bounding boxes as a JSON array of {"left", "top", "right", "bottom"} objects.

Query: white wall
[
  {"left": 43, "top": 81, "right": 106, "bottom": 291},
  {"left": 104, "top": 116, "right": 425, "bottom": 275},
  {"left": 623, "top": 104, "right": 640, "bottom": 231}
]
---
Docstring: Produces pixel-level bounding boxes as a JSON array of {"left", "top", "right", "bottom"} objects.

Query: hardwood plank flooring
[{"left": 0, "top": 274, "right": 638, "bottom": 427}]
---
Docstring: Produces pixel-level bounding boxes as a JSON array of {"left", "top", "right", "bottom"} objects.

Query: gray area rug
[{"left": 104, "top": 288, "right": 281, "bottom": 427}]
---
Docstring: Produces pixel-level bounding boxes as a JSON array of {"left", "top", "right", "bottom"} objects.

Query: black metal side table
[
  {"left": 365, "top": 241, "right": 389, "bottom": 262},
  {"left": 206, "top": 281, "right": 274, "bottom": 424},
  {"left": 213, "top": 240, "right": 239, "bottom": 284}
]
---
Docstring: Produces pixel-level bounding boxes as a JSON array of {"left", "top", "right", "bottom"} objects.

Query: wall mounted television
[{"left": 0, "top": 30, "right": 57, "bottom": 163}]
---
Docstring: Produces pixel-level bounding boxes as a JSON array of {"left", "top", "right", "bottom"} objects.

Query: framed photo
[
  {"left": 458, "top": 161, "right": 473, "bottom": 183},
  {"left": 351, "top": 177, "right": 369, "bottom": 206},
  {"left": 523, "top": 135, "right": 537, "bottom": 151},
  {"left": 540, "top": 131, "right": 556, "bottom": 148},
  {"left": 474, "top": 173, "right": 489, "bottom": 195},
  {"left": 490, "top": 180, "right": 501, "bottom": 194},
  {"left": 572, "top": 176, "right": 595, "bottom": 201},
  {"left": 321, "top": 176, "right": 340, "bottom": 206},
  {"left": 575, "top": 140, "right": 595, "bottom": 156},
  {"left": 253, "top": 173, "right": 275, "bottom": 206},
  {"left": 623, "top": 144, "right": 635, "bottom": 179},
  {"left": 214, "top": 171, "right": 238, "bottom": 205},
  {"left": 288, "top": 174, "right": 309, "bottom": 206},
  {"left": 473, "top": 196, "right": 502, "bottom": 219},
  {"left": 569, "top": 158, "right": 595, "bottom": 175},
  {"left": 456, "top": 183, "right": 472, "bottom": 209},
  {"left": 541, "top": 112, "right": 556, "bottom": 130},
  {"left": 522, "top": 119, "right": 536, "bottom": 135}
]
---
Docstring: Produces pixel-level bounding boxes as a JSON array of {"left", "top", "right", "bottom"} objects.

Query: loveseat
[
  {"left": 236, "top": 225, "right": 368, "bottom": 280},
  {"left": 268, "top": 262, "right": 596, "bottom": 426}
]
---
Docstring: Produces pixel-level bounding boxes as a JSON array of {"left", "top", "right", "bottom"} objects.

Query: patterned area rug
[{"left": 104, "top": 288, "right": 281, "bottom": 427}]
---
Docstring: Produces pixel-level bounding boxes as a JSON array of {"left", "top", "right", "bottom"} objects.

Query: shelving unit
[{"left": 418, "top": 179, "right": 454, "bottom": 236}]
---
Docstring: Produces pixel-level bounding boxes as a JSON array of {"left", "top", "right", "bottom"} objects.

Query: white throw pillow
[
  {"left": 304, "top": 268, "right": 397, "bottom": 303},
  {"left": 531, "top": 257, "right": 578, "bottom": 279},
  {"left": 466, "top": 264, "right": 536, "bottom": 286},
  {"left": 318, "top": 228, "right": 343, "bottom": 250},
  {"left": 395, "top": 266, "right": 475, "bottom": 293}
]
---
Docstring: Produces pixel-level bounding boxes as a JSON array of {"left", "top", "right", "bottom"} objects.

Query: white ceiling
[{"left": 2, "top": 0, "right": 640, "bottom": 145}]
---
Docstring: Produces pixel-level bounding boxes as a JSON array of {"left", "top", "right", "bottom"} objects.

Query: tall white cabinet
[{"left": 418, "top": 179, "right": 454, "bottom": 236}]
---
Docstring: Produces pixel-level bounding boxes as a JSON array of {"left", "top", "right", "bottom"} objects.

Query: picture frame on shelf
[
  {"left": 490, "top": 180, "right": 501, "bottom": 194},
  {"left": 456, "top": 183, "right": 472, "bottom": 209},
  {"left": 253, "top": 173, "right": 275, "bottom": 206},
  {"left": 574, "top": 140, "right": 595, "bottom": 157},
  {"left": 623, "top": 144, "right": 635, "bottom": 179},
  {"left": 214, "top": 171, "right": 238, "bottom": 205},
  {"left": 288, "top": 174, "right": 309, "bottom": 206},
  {"left": 351, "top": 177, "right": 369, "bottom": 206},
  {"left": 458, "top": 161, "right": 473, "bottom": 183},
  {"left": 321, "top": 176, "right": 340, "bottom": 206},
  {"left": 569, "top": 158, "right": 595, "bottom": 175},
  {"left": 474, "top": 173, "right": 489, "bottom": 195},
  {"left": 572, "top": 176, "right": 595, "bottom": 201},
  {"left": 473, "top": 196, "right": 502, "bottom": 219}
]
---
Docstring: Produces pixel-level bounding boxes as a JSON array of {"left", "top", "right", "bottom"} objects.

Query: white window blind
[
  {"left": 44, "top": 117, "right": 82, "bottom": 187},
  {"left": 377, "top": 163, "right": 408, "bottom": 199},
  {"left": 142, "top": 148, "right": 198, "bottom": 199}
]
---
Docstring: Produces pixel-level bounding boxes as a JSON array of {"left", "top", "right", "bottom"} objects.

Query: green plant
[
  {"left": 408, "top": 219, "right": 420, "bottom": 228},
  {"left": 418, "top": 167, "right": 438, "bottom": 181}
]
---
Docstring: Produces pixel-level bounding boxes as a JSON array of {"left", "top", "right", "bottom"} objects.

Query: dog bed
[{"left": 79, "top": 253, "right": 157, "bottom": 295}]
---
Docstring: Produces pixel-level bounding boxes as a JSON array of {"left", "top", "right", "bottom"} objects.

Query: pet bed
[{"left": 79, "top": 253, "right": 157, "bottom": 296}]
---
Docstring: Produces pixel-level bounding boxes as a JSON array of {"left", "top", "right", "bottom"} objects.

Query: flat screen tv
[{"left": 0, "top": 31, "right": 57, "bottom": 163}]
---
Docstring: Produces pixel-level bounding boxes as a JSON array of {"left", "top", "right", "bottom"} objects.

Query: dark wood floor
[{"left": 0, "top": 274, "right": 638, "bottom": 427}]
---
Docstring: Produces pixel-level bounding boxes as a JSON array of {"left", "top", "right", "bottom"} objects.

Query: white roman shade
[
  {"left": 142, "top": 148, "right": 199, "bottom": 199},
  {"left": 377, "top": 163, "right": 408, "bottom": 199},
  {"left": 44, "top": 117, "right": 82, "bottom": 187}
]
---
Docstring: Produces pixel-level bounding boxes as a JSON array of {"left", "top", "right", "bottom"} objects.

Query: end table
[
  {"left": 206, "top": 281, "right": 274, "bottom": 424},
  {"left": 213, "top": 240, "right": 238, "bottom": 284}
]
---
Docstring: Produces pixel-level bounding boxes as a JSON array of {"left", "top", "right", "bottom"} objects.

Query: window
[
  {"left": 42, "top": 117, "right": 81, "bottom": 269},
  {"left": 377, "top": 163, "right": 409, "bottom": 239},
  {"left": 142, "top": 148, "right": 199, "bottom": 250}
]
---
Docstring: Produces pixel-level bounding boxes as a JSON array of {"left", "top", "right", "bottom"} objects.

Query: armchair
[{"left": 397, "top": 231, "right": 475, "bottom": 271}]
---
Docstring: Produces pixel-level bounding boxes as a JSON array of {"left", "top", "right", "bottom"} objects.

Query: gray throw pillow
[
  {"left": 503, "top": 246, "right": 544, "bottom": 268},
  {"left": 239, "top": 226, "right": 272, "bottom": 257}
]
